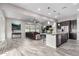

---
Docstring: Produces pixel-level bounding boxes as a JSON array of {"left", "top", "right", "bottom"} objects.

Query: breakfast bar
[{"left": 45, "top": 33, "right": 68, "bottom": 48}]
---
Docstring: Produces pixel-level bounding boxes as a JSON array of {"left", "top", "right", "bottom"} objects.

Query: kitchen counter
[
  {"left": 43, "top": 32, "right": 68, "bottom": 48},
  {"left": 41, "top": 32, "right": 68, "bottom": 35},
  {"left": 46, "top": 34, "right": 56, "bottom": 48},
  {"left": 56, "top": 33, "right": 68, "bottom": 47}
]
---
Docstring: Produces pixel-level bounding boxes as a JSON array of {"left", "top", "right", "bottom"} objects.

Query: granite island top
[{"left": 40, "top": 32, "right": 68, "bottom": 35}]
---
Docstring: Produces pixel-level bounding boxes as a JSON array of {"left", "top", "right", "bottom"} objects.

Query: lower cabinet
[
  {"left": 69, "top": 33, "right": 77, "bottom": 40},
  {"left": 56, "top": 33, "right": 68, "bottom": 47},
  {"left": 56, "top": 34, "right": 61, "bottom": 47},
  {"left": 61, "top": 33, "right": 68, "bottom": 44}
]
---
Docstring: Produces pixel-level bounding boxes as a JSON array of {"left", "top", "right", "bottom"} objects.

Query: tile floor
[{"left": 0, "top": 38, "right": 79, "bottom": 56}]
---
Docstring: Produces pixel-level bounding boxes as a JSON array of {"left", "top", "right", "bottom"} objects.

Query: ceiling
[
  {"left": 13, "top": 3, "right": 79, "bottom": 20},
  {"left": 0, "top": 3, "right": 79, "bottom": 24}
]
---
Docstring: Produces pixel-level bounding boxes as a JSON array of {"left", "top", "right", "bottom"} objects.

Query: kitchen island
[{"left": 46, "top": 33, "right": 68, "bottom": 48}]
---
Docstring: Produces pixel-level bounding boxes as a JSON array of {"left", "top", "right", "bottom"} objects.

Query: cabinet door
[
  {"left": 0, "top": 10, "right": 6, "bottom": 41},
  {"left": 69, "top": 33, "right": 76, "bottom": 39},
  {"left": 56, "top": 34, "right": 61, "bottom": 47},
  {"left": 61, "top": 34, "right": 68, "bottom": 44}
]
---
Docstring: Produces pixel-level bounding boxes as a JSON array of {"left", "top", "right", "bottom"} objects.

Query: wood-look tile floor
[{"left": 0, "top": 38, "right": 79, "bottom": 56}]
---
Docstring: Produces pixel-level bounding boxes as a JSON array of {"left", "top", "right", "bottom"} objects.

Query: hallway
[{"left": 0, "top": 39, "right": 79, "bottom": 56}]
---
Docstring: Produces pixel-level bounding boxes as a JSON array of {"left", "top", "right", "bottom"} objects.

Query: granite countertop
[
  {"left": 40, "top": 32, "right": 68, "bottom": 35},
  {"left": 54, "top": 32, "right": 68, "bottom": 35}
]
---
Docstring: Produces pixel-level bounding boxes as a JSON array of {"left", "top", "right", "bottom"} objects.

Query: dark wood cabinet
[
  {"left": 56, "top": 33, "right": 68, "bottom": 47},
  {"left": 69, "top": 33, "right": 77, "bottom": 39},
  {"left": 61, "top": 33, "right": 68, "bottom": 44},
  {"left": 57, "top": 20, "right": 77, "bottom": 40},
  {"left": 56, "top": 34, "right": 61, "bottom": 47}
]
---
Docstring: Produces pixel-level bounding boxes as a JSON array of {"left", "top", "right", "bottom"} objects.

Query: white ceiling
[
  {"left": 0, "top": 3, "right": 79, "bottom": 23},
  {"left": 13, "top": 3, "right": 79, "bottom": 20}
]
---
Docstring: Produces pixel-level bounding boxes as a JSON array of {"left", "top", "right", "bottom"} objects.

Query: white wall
[
  {"left": 21, "top": 20, "right": 26, "bottom": 39},
  {"left": 77, "top": 14, "right": 79, "bottom": 40},
  {"left": 6, "top": 19, "right": 12, "bottom": 39},
  {"left": 0, "top": 10, "right": 6, "bottom": 42},
  {"left": 6, "top": 19, "right": 26, "bottom": 39},
  {"left": 57, "top": 15, "right": 77, "bottom": 22}
]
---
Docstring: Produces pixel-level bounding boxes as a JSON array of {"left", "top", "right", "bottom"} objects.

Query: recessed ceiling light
[
  {"left": 58, "top": 23, "right": 60, "bottom": 26},
  {"left": 77, "top": 9, "right": 79, "bottom": 11},
  {"left": 48, "top": 21, "right": 50, "bottom": 25},
  {"left": 37, "top": 8, "right": 41, "bottom": 11},
  {"left": 48, "top": 13, "right": 51, "bottom": 15}
]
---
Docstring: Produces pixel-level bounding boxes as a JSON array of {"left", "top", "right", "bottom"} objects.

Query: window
[{"left": 25, "top": 24, "right": 40, "bottom": 32}]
